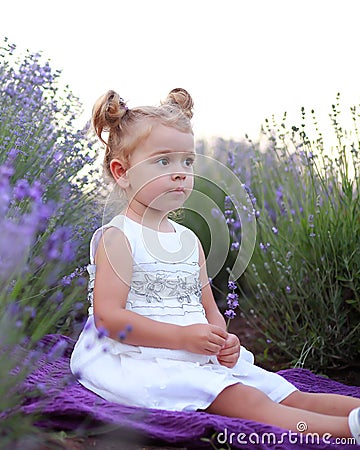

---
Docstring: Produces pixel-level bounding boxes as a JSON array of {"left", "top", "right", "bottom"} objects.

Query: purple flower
[
  {"left": 97, "top": 327, "right": 109, "bottom": 339},
  {"left": 224, "top": 309, "right": 236, "bottom": 319},
  {"left": 47, "top": 339, "right": 68, "bottom": 362},
  {"left": 226, "top": 292, "right": 239, "bottom": 308},
  {"left": 224, "top": 282, "right": 239, "bottom": 326},
  {"left": 51, "top": 291, "right": 64, "bottom": 303},
  {"left": 227, "top": 298, "right": 239, "bottom": 309},
  {"left": 276, "top": 186, "right": 283, "bottom": 203},
  {"left": 28, "top": 180, "right": 43, "bottom": 201},
  {"left": 0, "top": 216, "right": 36, "bottom": 281},
  {"left": 43, "top": 226, "right": 75, "bottom": 262},
  {"left": 24, "top": 306, "right": 36, "bottom": 319},
  {"left": 0, "top": 164, "right": 15, "bottom": 179},
  {"left": 118, "top": 331, "right": 127, "bottom": 340},
  {"left": 260, "top": 242, "right": 270, "bottom": 252},
  {"left": 118, "top": 325, "right": 132, "bottom": 340},
  {"left": 53, "top": 151, "right": 64, "bottom": 162},
  {"left": 60, "top": 276, "right": 72, "bottom": 286},
  {"left": 13, "top": 179, "right": 30, "bottom": 200},
  {"left": 271, "top": 226, "right": 279, "bottom": 235}
]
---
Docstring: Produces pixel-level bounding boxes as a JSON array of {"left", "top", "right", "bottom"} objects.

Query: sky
[{"left": 1, "top": 0, "right": 360, "bottom": 142}]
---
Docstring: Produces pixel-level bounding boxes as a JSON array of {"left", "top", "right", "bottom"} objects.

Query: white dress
[{"left": 70, "top": 215, "right": 297, "bottom": 411}]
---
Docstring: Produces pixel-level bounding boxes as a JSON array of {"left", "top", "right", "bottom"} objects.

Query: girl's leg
[
  {"left": 205, "top": 384, "right": 352, "bottom": 438},
  {"left": 282, "top": 390, "right": 360, "bottom": 416}
]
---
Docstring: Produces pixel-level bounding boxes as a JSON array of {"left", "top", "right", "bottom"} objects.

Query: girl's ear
[{"left": 110, "top": 159, "right": 129, "bottom": 188}]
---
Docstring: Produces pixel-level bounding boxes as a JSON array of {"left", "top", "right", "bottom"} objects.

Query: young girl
[{"left": 70, "top": 88, "right": 360, "bottom": 443}]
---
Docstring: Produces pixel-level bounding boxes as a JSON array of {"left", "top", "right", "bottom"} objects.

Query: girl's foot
[{"left": 348, "top": 407, "right": 360, "bottom": 444}]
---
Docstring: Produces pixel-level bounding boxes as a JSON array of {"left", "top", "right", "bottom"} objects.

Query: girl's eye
[
  {"left": 157, "top": 158, "right": 169, "bottom": 166},
  {"left": 184, "top": 157, "right": 195, "bottom": 168}
]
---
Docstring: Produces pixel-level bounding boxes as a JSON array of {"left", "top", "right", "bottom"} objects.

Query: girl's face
[{"left": 124, "top": 123, "right": 195, "bottom": 215}]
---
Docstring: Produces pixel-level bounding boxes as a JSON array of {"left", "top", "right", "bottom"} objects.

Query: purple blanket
[{"left": 22, "top": 334, "right": 360, "bottom": 449}]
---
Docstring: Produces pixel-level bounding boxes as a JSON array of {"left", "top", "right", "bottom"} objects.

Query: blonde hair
[{"left": 92, "top": 88, "right": 194, "bottom": 181}]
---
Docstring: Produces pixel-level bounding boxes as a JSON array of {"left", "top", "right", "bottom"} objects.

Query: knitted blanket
[{"left": 22, "top": 334, "right": 360, "bottom": 449}]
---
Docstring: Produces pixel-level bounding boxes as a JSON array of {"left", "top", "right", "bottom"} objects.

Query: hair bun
[
  {"left": 104, "top": 90, "right": 128, "bottom": 127},
  {"left": 92, "top": 90, "right": 128, "bottom": 143},
  {"left": 165, "top": 88, "right": 194, "bottom": 119}
]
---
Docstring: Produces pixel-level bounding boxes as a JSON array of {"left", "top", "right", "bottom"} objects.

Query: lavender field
[{"left": 195, "top": 108, "right": 359, "bottom": 372}]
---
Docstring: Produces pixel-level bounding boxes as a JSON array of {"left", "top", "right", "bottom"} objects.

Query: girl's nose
[{"left": 171, "top": 171, "right": 186, "bottom": 180}]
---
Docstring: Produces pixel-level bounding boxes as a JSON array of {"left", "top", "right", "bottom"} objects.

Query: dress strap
[{"left": 89, "top": 215, "right": 126, "bottom": 264}]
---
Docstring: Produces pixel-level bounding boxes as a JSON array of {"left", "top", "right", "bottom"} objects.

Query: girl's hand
[
  {"left": 180, "top": 324, "right": 228, "bottom": 355},
  {"left": 217, "top": 333, "right": 240, "bottom": 368}
]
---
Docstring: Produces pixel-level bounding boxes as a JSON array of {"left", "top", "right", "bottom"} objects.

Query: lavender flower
[
  {"left": 0, "top": 39, "right": 104, "bottom": 443},
  {"left": 224, "top": 280, "right": 238, "bottom": 328},
  {"left": 97, "top": 327, "right": 109, "bottom": 339},
  {"left": 224, "top": 309, "right": 236, "bottom": 319},
  {"left": 118, "top": 325, "right": 133, "bottom": 340},
  {"left": 43, "top": 227, "right": 75, "bottom": 262},
  {"left": 47, "top": 339, "right": 69, "bottom": 362},
  {"left": 260, "top": 242, "right": 270, "bottom": 252}
]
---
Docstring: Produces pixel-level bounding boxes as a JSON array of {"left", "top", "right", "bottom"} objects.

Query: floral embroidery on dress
[
  {"left": 131, "top": 272, "right": 167, "bottom": 303},
  {"left": 130, "top": 265, "right": 202, "bottom": 305},
  {"left": 86, "top": 263, "right": 202, "bottom": 308},
  {"left": 166, "top": 276, "right": 202, "bottom": 303}
]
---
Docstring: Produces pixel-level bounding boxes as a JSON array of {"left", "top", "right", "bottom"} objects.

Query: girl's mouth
[{"left": 170, "top": 187, "right": 185, "bottom": 193}]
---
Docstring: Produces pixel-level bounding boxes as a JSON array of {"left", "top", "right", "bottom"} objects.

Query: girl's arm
[
  {"left": 197, "top": 239, "right": 227, "bottom": 329},
  {"left": 93, "top": 227, "right": 227, "bottom": 355}
]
